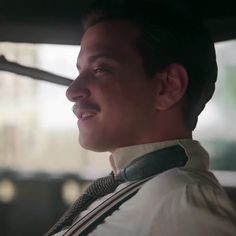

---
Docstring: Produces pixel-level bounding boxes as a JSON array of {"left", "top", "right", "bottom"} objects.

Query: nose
[{"left": 66, "top": 75, "right": 91, "bottom": 102}]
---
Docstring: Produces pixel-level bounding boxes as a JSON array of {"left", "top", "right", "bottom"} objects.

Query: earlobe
[{"left": 154, "top": 64, "right": 188, "bottom": 111}]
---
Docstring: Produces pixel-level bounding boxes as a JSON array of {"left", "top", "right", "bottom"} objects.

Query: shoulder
[
  {"left": 138, "top": 167, "right": 234, "bottom": 210},
  {"left": 139, "top": 167, "right": 221, "bottom": 197},
  {"left": 131, "top": 168, "right": 236, "bottom": 236}
]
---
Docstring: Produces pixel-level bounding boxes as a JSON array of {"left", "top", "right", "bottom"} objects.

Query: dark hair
[{"left": 82, "top": 1, "right": 217, "bottom": 130}]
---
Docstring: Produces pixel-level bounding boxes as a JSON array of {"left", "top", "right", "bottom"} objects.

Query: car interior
[{"left": 0, "top": 0, "right": 236, "bottom": 235}]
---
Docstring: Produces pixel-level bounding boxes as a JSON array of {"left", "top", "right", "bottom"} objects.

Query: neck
[
  {"left": 109, "top": 110, "right": 192, "bottom": 154},
  {"left": 110, "top": 133, "right": 192, "bottom": 156}
]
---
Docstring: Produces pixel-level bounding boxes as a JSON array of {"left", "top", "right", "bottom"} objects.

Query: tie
[
  {"left": 45, "top": 172, "right": 119, "bottom": 236},
  {"left": 45, "top": 145, "right": 188, "bottom": 236}
]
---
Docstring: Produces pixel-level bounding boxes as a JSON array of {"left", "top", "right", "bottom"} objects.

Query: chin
[{"left": 79, "top": 136, "right": 110, "bottom": 152}]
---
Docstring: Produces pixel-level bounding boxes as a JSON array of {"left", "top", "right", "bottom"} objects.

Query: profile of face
[{"left": 66, "top": 21, "right": 164, "bottom": 152}]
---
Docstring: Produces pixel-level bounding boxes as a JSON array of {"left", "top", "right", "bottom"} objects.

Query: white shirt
[{"left": 54, "top": 139, "right": 236, "bottom": 236}]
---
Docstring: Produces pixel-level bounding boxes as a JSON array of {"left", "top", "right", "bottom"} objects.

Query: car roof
[{"left": 0, "top": 0, "right": 236, "bottom": 45}]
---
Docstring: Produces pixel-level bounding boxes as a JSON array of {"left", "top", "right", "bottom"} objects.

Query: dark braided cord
[{"left": 45, "top": 173, "right": 119, "bottom": 236}]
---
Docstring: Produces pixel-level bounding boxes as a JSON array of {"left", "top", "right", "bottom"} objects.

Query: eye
[{"left": 93, "top": 66, "right": 112, "bottom": 75}]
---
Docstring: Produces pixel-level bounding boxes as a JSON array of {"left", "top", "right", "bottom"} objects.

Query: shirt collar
[{"left": 110, "top": 139, "right": 209, "bottom": 174}]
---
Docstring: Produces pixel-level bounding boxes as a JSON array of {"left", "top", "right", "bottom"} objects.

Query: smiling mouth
[
  {"left": 72, "top": 106, "right": 97, "bottom": 121},
  {"left": 79, "top": 111, "right": 97, "bottom": 120},
  {"left": 72, "top": 102, "right": 100, "bottom": 122}
]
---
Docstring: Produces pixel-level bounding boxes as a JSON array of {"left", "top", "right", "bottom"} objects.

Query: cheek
[
  {"left": 94, "top": 73, "right": 155, "bottom": 114},
  {"left": 103, "top": 89, "right": 152, "bottom": 124}
]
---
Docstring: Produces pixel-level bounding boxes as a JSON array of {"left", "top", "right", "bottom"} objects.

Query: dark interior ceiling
[{"left": 1, "top": 0, "right": 236, "bottom": 45}]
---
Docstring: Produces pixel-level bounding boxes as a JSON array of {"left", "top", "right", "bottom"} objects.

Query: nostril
[{"left": 66, "top": 83, "right": 90, "bottom": 102}]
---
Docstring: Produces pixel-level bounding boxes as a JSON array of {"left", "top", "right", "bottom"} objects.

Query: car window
[
  {"left": 0, "top": 40, "right": 236, "bottom": 179},
  {"left": 195, "top": 39, "right": 236, "bottom": 171},
  {"left": 0, "top": 43, "right": 109, "bottom": 180}
]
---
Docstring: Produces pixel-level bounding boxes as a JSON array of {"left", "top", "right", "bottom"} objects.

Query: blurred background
[{"left": 0, "top": 39, "right": 236, "bottom": 235}]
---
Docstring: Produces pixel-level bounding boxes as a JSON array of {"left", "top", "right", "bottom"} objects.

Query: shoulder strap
[{"left": 63, "top": 177, "right": 151, "bottom": 236}]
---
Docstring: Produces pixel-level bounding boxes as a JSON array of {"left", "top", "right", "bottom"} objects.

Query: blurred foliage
[
  {"left": 224, "top": 66, "right": 236, "bottom": 107},
  {"left": 208, "top": 140, "right": 236, "bottom": 171}
]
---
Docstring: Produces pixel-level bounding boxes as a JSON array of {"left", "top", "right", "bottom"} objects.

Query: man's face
[{"left": 66, "top": 21, "right": 158, "bottom": 152}]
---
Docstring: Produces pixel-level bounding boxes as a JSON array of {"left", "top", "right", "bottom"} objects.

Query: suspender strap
[
  {"left": 63, "top": 178, "right": 151, "bottom": 236},
  {"left": 80, "top": 190, "right": 138, "bottom": 236}
]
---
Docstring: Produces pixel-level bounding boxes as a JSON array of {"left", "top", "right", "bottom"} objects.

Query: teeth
[{"left": 81, "top": 112, "right": 94, "bottom": 118}]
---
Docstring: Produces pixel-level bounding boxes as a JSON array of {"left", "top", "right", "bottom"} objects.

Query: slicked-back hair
[{"left": 81, "top": 1, "right": 217, "bottom": 130}]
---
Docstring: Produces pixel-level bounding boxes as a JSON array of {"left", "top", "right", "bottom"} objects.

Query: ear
[{"left": 154, "top": 63, "right": 188, "bottom": 110}]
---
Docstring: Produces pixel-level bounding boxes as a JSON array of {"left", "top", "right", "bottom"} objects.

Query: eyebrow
[{"left": 77, "top": 52, "right": 119, "bottom": 70}]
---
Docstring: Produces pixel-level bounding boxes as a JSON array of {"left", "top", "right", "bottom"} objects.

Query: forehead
[{"left": 79, "top": 20, "right": 140, "bottom": 61}]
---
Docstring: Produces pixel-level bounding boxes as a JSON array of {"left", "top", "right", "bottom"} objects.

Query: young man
[{"left": 46, "top": 2, "right": 236, "bottom": 236}]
